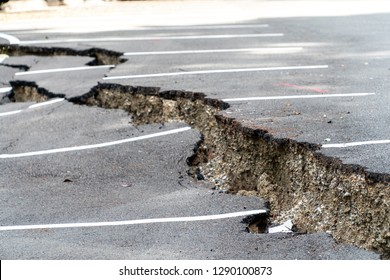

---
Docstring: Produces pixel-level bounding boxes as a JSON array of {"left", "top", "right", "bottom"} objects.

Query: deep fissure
[
  {"left": 1, "top": 63, "right": 30, "bottom": 71},
  {"left": 0, "top": 44, "right": 126, "bottom": 66},
  {"left": 8, "top": 80, "right": 65, "bottom": 102},
  {"left": 6, "top": 81, "right": 389, "bottom": 258}
]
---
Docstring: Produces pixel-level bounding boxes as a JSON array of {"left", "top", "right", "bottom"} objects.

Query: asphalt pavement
[{"left": 0, "top": 0, "right": 388, "bottom": 259}]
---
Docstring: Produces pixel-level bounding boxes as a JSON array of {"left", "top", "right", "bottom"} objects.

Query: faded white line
[
  {"left": 10, "top": 24, "right": 270, "bottom": 34},
  {"left": 124, "top": 47, "right": 303, "bottom": 56},
  {"left": 145, "top": 24, "right": 270, "bottom": 30},
  {"left": 0, "top": 87, "right": 12, "bottom": 93},
  {"left": 0, "top": 98, "right": 65, "bottom": 118},
  {"left": 0, "top": 110, "right": 22, "bottom": 117},
  {"left": 0, "top": 54, "right": 9, "bottom": 63},
  {"left": 0, "top": 32, "right": 20, "bottom": 45},
  {"left": 223, "top": 92, "right": 375, "bottom": 102},
  {"left": 103, "top": 65, "right": 329, "bottom": 80},
  {"left": 268, "top": 220, "right": 293, "bottom": 233},
  {"left": 322, "top": 140, "right": 390, "bottom": 148},
  {"left": 28, "top": 98, "right": 65, "bottom": 109},
  {"left": 15, "top": 65, "right": 115, "bottom": 76},
  {"left": 20, "top": 33, "right": 284, "bottom": 45},
  {"left": 0, "top": 127, "right": 192, "bottom": 159},
  {"left": 0, "top": 209, "right": 266, "bottom": 231}
]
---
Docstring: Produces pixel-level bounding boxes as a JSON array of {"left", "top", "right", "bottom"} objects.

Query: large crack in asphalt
[
  {"left": 0, "top": 44, "right": 125, "bottom": 66},
  {"left": 6, "top": 81, "right": 389, "bottom": 259},
  {"left": 1, "top": 42, "right": 389, "bottom": 258},
  {"left": 8, "top": 80, "right": 65, "bottom": 102}
]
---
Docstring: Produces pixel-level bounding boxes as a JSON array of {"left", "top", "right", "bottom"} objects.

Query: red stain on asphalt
[{"left": 275, "top": 83, "right": 329, "bottom": 93}]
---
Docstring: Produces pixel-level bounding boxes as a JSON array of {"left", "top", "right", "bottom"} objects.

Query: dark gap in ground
[
  {"left": 8, "top": 80, "right": 64, "bottom": 102},
  {"left": 1, "top": 63, "right": 30, "bottom": 71},
  {"left": 242, "top": 212, "right": 270, "bottom": 234},
  {"left": 7, "top": 81, "right": 390, "bottom": 259},
  {"left": 0, "top": 44, "right": 126, "bottom": 66}
]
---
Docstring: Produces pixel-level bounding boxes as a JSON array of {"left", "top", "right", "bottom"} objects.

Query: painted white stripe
[
  {"left": 268, "top": 219, "right": 293, "bottom": 233},
  {"left": 103, "top": 65, "right": 328, "bottom": 80},
  {"left": 0, "top": 110, "right": 22, "bottom": 117},
  {"left": 28, "top": 98, "right": 65, "bottom": 109},
  {"left": 0, "top": 32, "right": 20, "bottom": 45},
  {"left": 20, "top": 33, "right": 284, "bottom": 45},
  {"left": 147, "top": 24, "right": 270, "bottom": 30},
  {"left": 15, "top": 65, "right": 115, "bottom": 76},
  {"left": 223, "top": 92, "right": 375, "bottom": 102},
  {"left": 0, "top": 87, "right": 12, "bottom": 93},
  {"left": 0, "top": 209, "right": 267, "bottom": 231},
  {"left": 124, "top": 47, "right": 303, "bottom": 56},
  {"left": 322, "top": 140, "right": 390, "bottom": 148},
  {"left": 10, "top": 24, "right": 270, "bottom": 34},
  {"left": 0, "top": 98, "right": 65, "bottom": 118},
  {"left": 0, "top": 54, "right": 9, "bottom": 63},
  {"left": 0, "top": 127, "right": 192, "bottom": 159}
]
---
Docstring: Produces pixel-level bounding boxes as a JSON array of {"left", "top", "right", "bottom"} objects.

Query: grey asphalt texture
[{"left": 0, "top": 3, "right": 388, "bottom": 259}]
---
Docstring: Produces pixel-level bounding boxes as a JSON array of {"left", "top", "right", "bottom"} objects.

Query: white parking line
[
  {"left": 28, "top": 98, "right": 66, "bottom": 109},
  {"left": 0, "top": 110, "right": 23, "bottom": 117},
  {"left": 0, "top": 54, "right": 10, "bottom": 63},
  {"left": 322, "top": 140, "right": 390, "bottom": 148},
  {"left": 20, "top": 33, "right": 284, "bottom": 45},
  {"left": 10, "top": 24, "right": 270, "bottom": 34},
  {"left": 0, "top": 33, "right": 20, "bottom": 45},
  {"left": 15, "top": 65, "right": 115, "bottom": 76},
  {"left": 124, "top": 47, "right": 303, "bottom": 56},
  {"left": 103, "top": 65, "right": 329, "bottom": 80},
  {"left": 222, "top": 92, "right": 375, "bottom": 102},
  {"left": 0, "top": 127, "right": 192, "bottom": 159},
  {"left": 268, "top": 220, "right": 293, "bottom": 233},
  {"left": 143, "top": 24, "right": 270, "bottom": 30},
  {"left": 0, "top": 98, "right": 65, "bottom": 118},
  {"left": 0, "top": 87, "right": 12, "bottom": 93},
  {"left": 0, "top": 209, "right": 266, "bottom": 231}
]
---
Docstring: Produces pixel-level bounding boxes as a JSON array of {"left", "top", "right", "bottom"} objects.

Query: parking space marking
[
  {"left": 103, "top": 65, "right": 329, "bottom": 80},
  {"left": 0, "top": 110, "right": 23, "bottom": 117},
  {"left": 0, "top": 33, "right": 20, "bottom": 45},
  {"left": 322, "top": 140, "right": 390, "bottom": 148},
  {"left": 20, "top": 33, "right": 284, "bottom": 45},
  {"left": 0, "top": 87, "right": 12, "bottom": 93},
  {"left": 15, "top": 65, "right": 115, "bottom": 76},
  {"left": 140, "top": 24, "right": 270, "bottom": 30},
  {"left": 0, "top": 127, "right": 192, "bottom": 159},
  {"left": 28, "top": 98, "right": 66, "bottom": 109},
  {"left": 124, "top": 47, "right": 303, "bottom": 56},
  {"left": 9, "top": 24, "right": 270, "bottom": 34},
  {"left": 0, "top": 209, "right": 267, "bottom": 231},
  {"left": 222, "top": 92, "right": 375, "bottom": 102},
  {"left": 268, "top": 220, "right": 293, "bottom": 233},
  {"left": 0, "top": 54, "right": 10, "bottom": 63},
  {"left": 0, "top": 98, "right": 65, "bottom": 118}
]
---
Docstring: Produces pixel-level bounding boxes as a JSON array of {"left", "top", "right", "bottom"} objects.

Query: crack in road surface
[
  {"left": 1, "top": 41, "right": 389, "bottom": 258},
  {"left": 0, "top": 44, "right": 125, "bottom": 66},
  {"left": 6, "top": 81, "right": 389, "bottom": 259}
]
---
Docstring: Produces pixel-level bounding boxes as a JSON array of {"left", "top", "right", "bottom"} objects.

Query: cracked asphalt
[{"left": 0, "top": 0, "right": 388, "bottom": 259}]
